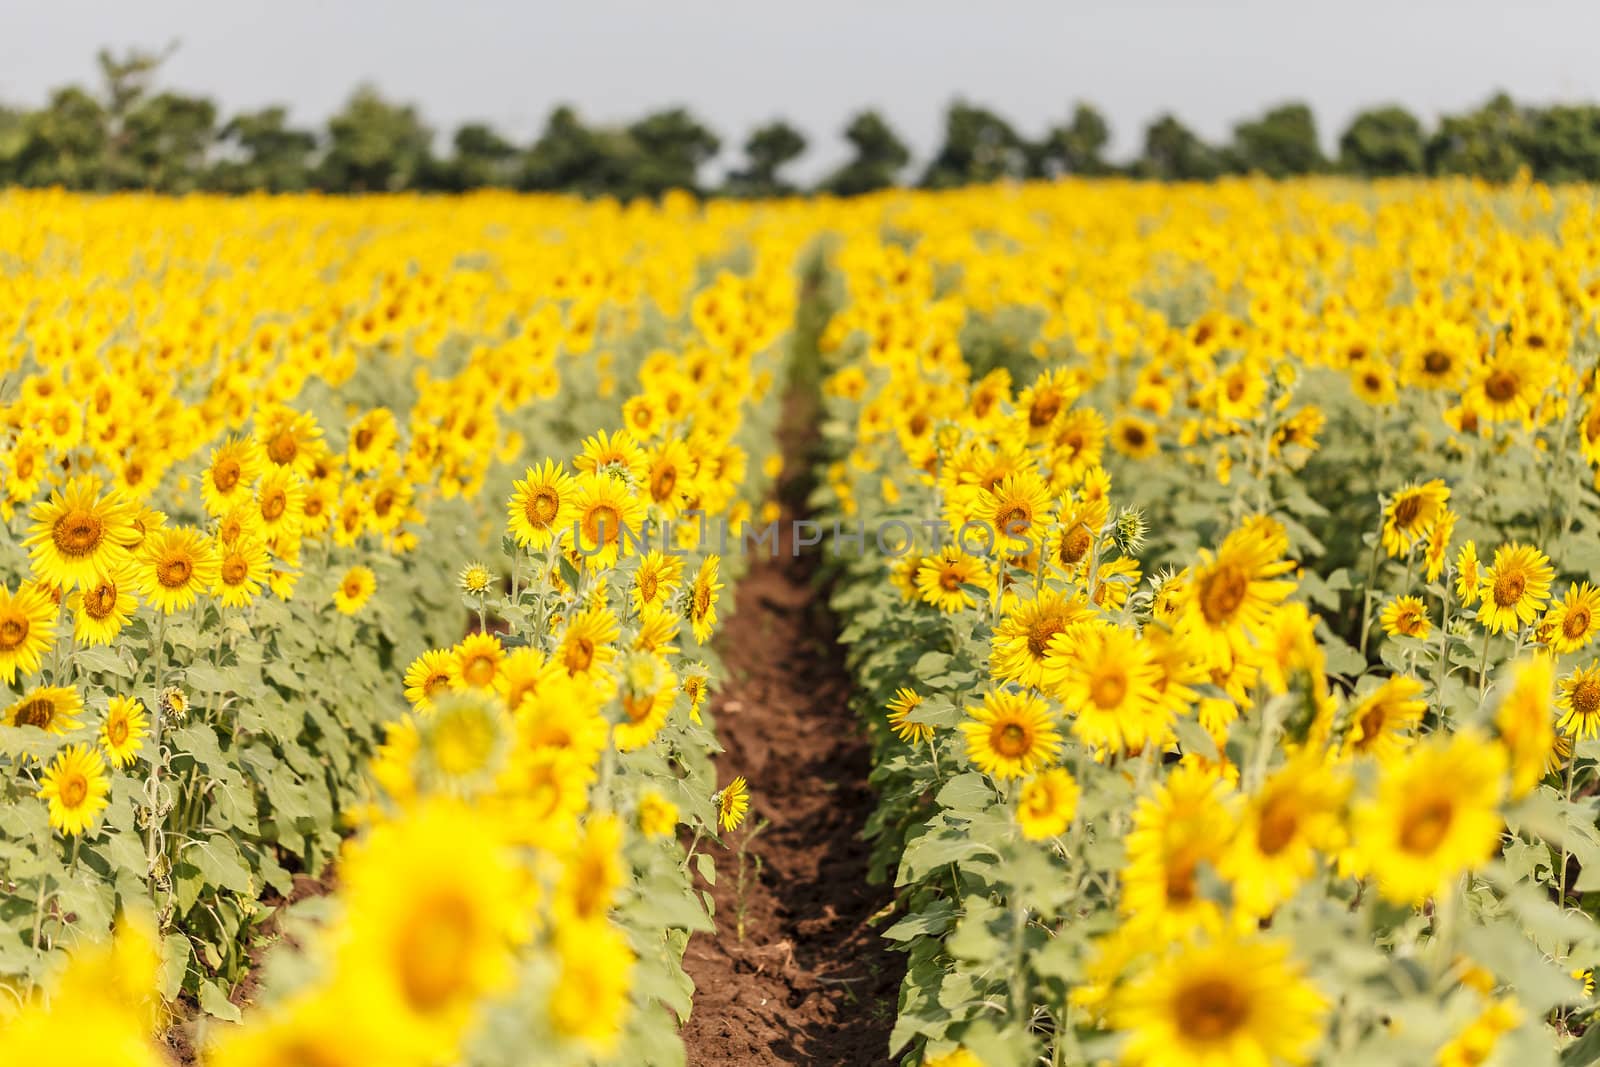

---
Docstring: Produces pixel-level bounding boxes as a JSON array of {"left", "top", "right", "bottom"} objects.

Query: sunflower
[
  {"left": 1176, "top": 519, "right": 1296, "bottom": 668},
  {"left": 417, "top": 690, "right": 510, "bottom": 787},
  {"left": 1120, "top": 762, "right": 1238, "bottom": 938},
  {"left": 1423, "top": 507, "right": 1456, "bottom": 583},
  {"left": 976, "top": 469, "right": 1054, "bottom": 557},
  {"left": 453, "top": 633, "right": 505, "bottom": 691},
  {"left": 680, "top": 665, "right": 711, "bottom": 725},
  {"left": 212, "top": 537, "right": 270, "bottom": 608},
  {"left": 630, "top": 550, "right": 684, "bottom": 613},
  {"left": 36, "top": 743, "right": 112, "bottom": 836},
  {"left": 636, "top": 789, "right": 679, "bottom": 838},
  {"left": 1046, "top": 623, "right": 1169, "bottom": 755},
  {"left": 644, "top": 438, "right": 696, "bottom": 517},
  {"left": 1380, "top": 595, "right": 1432, "bottom": 639},
  {"left": 558, "top": 604, "right": 621, "bottom": 679},
  {"left": 547, "top": 922, "right": 635, "bottom": 1055},
  {"left": 257, "top": 405, "right": 325, "bottom": 477},
  {"left": 1467, "top": 348, "right": 1542, "bottom": 425},
  {"left": 886, "top": 687, "right": 933, "bottom": 744},
  {"left": 1017, "top": 367, "right": 1079, "bottom": 441},
  {"left": 960, "top": 689, "right": 1061, "bottom": 780},
  {"left": 333, "top": 565, "right": 377, "bottom": 615},
  {"left": 990, "top": 589, "right": 1094, "bottom": 691},
  {"left": 1495, "top": 654, "right": 1555, "bottom": 797},
  {"left": 1476, "top": 542, "right": 1554, "bottom": 634},
  {"left": 621, "top": 392, "right": 664, "bottom": 440},
  {"left": 201, "top": 435, "right": 263, "bottom": 517},
  {"left": 9, "top": 684, "right": 85, "bottom": 734},
  {"left": 1110, "top": 413, "right": 1161, "bottom": 460},
  {"left": 615, "top": 652, "right": 676, "bottom": 751},
  {"left": 1220, "top": 756, "right": 1349, "bottom": 917},
  {"left": 1016, "top": 767, "right": 1080, "bottom": 840},
  {"left": 687, "top": 555, "right": 722, "bottom": 643},
  {"left": 1111, "top": 935, "right": 1327, "bottom": 1067},
  {"left": 255, "top": 466, "right": 307, "bottom": 541},
  {"left": 567, "top": 471, "right": 647, "bottom": 571},
  {"left": 346, "top": 407, "right": 398, "bottom": 472},
  {"left": 334, "top": 799, "right": 520, "bottom": 1060},
  {"left": 404, "top": 648, "right": 455, "bottom": 712},
  {"left": 1340, "top": 676, "right": 1426, "bottom": 761},
  {"left": 506, "top": 459, "right": 575, "bottom": 550},
  {"left": 1559, "top": 663, "right": 1600, "bottom": 740},
  {"left": 1545, "top": 582, "right": 1600, "bottom": 654},
  {"left": 137, "top": 527, "right": 219, "bottom": 615},
  {"left": 0, "top": 579, "right": 57, "bottom": 683},
  {"left": 1350, "top": 728, "right": 1507, "bottom": 904},
  {"left": 915, "top": 546, "right": 993, "bottom": 614},
  {"left": 24, "top": 475, "right": 137, "bottom": 590},
  {"left": 1380, "top": 479, "right": 1449, "bottom": 559},
  {"left": 718, "top": 775, "right": 750, "bottom": 831},
  {"left": 1350, "top": 359, "right": 1397, "bottom": 405},
  {"left": 1455, "top": 540, "right": 1481, "bottom": 606},
  {"left": 101, "top": 695, "right": 149, "bottom": 768},
  {"left": 1437, "top": 998, "right": 1522, "bottom": 1067},
  {"left": 458, "top": 562, "right": 494, "bottom": 595},
  {"left": 573, "top": 428, "right": 649, "bottom": 486}
]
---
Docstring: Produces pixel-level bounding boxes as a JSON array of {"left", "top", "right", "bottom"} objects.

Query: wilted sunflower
[
  {"left": 138, "top": 527, "right": 220, "bottom": 615},
  {"left": 1350, "top": 728, "right": 1506, "bottom": 904},
  {"left": 101, "top": 695, "right": 149, "bottom": 768},
  {"left": 0, "top": 579, "right": 57, "bottom": 683},
  {"left": 1559, "top": 662, "right": 1600, "bottom": 740},
  {"left": 886, "top": 687, "right": 933, "bottom": 744},
  {"left": 9, "top": 684, "right": 84, "bottom": 734},
  {"left": 1111, "top": 935, "right": 1327, "bottom": 1067},
  {"left": 718, "top": 775, "right": 750, "bottom": 831},
  {"left": 333, "top": 565, "right": 377, "bottom": 615},
  {"left": 24, "top": 475, "right": 137, "bottom": 590},
  {"left": 36, "top": 743, "right": 112, "bottom": 836},
  {"left": 960, "top": 689, "right": 1061, "bottom": 780},
  {"left": 1476, "top": 542, "right": 1554, "bottom": 634},
  {"left": 506, "top": 459, "right": 575, "bottom": 550},
  {"left": 687, "top": 555, "right": 722, "bottom": 643},
  {"left": 1380, "top": 479, "right": 1449, "bottom": 559}
]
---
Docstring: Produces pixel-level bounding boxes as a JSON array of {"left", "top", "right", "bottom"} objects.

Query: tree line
[{"left": 4, "top": 48, "right": 1600, "bottom": 197}]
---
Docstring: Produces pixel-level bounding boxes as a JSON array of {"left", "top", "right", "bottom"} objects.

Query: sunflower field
[{"left": 5, "top": 176, "right": 1600, "bottom": 1067}]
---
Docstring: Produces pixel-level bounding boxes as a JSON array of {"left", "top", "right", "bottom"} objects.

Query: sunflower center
[
  {"left": 1400, "top": 797, "right": 1454, "bottom": 854},
  {"left": 1573, "top": 681, "right": 1600, "bottom": 717},
  {"left": 694, "top": 583, "right": 713, "bottom": 616},
  {"left": 583, "top": 504, "right": 623, "bottom": 545},
  {"left": 158, "top": 557, "right": 193, "bottom": 589},
  {"left": 1165, "top": 857, "right": 1197, "bottom": 904},
  {"left": 1175, "top": 977, "right": 1250, "bottom": 1042},
  {"left": 1392, "top": 496, "right": 1421, "bottom": 528},
  {"left": 1484, "top": 369, "right": 1519, "bottom": 403},
  {"left": 1423, "top": 350, "right": 1452, "bottom": 375},
  {"left": 993, "top": 722, "right": 1030, "bottom": 758},
  {"left": 0, "top": 615, "right": 27, "bottom": 652},
  {"left": 939, "top": 567, "right": 964, "bottom": 593},
  {"left": 396, "top": 892, "right": 476, "bottom": 1013},
  {"left": 60, "top": 774, "right": 88, "bottom": 808},
  {"left": 424, "top": 671, "right": 451, "bottom": 698},
  {"left": 462, "top": 654, "right": 496, "bottom": 688},
  {"left": 1060, "top": 524, "right": 1093, "bottom": 565},
  {"left": 996, "top": 504, "right": 1030, "bottom": 536},
  {"left": 108, "top": 717, "right": 129, "bottom": 746},
  {"left": 1355, "top": 706, "right": 1387, "bottom": 750},
  {"left": 638, "top": 573, "right": 659, "bottom": 603},
  {"left": 1029, "top": 393, "right": 1063, "bottom": 428},
  {"left": 1122, "top": 424, "right": 1148, "bottom": 447},
  {"left": 213, "top": 458, "right": 242, "bottom": 492},
  {"left": 623, "top": 691, "right": 654, "bottom": 723},
  {"left": 355, "top": 426, "right": 375, "bottom": 451},
  {"left": 267, "top": 430, "right": 299, "bottom": 465},
  {"left": 373, "top": 489, "right": 397, "bottom": 516},
  {"left": 526, "top": 488, "right": 559, "bottom": 527},
  {"left": 1492, "top": 571, "right": 1526, "bottom": 608},
  {"left": 564, "top": 637, "right": 595, "bottom": 674},
  {"left": 1090, "top": 670, "right": 1127, "bottom": 709},
  {"left": 261, "top": 491, "right": 287, "bottom": 521},
  {"left": 1256, "top": 796, "right": 1299, "bottom": 855},
  {"left": 1199, "top": 563, "right": 1249, "bottom": 624},
  {"left": 651, "top": 466, "right": 677, "bottom": 501},
  {"left": 1026, "top": 617, "right": 1064, "bottom": 659},
  {"left": 53, "top": 508, "right": 104, "bottom": 557},
  {"left": 1564, "top": 608, "right": 1592, "bottom": 641},
  {"left": 222, "top": 557, "right": 249, "bottom": 585},
  {"left": 86, "top": 583, "right": 117, "bottom": 619},
  {"left": 14, "top": 698, "right": 53, "bottom": 729}
]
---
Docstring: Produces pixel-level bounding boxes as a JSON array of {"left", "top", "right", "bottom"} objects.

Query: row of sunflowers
[
  {"left": 814, "top": 178, "right": 1600, "bottom": 1065},
  {"left": 0, "top": 190, "right": 801, "bottom": 1063}
]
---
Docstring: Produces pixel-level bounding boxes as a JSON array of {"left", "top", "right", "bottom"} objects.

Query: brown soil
[{"left": 679, "top": 512, "right": 904, "bottom": 1065}]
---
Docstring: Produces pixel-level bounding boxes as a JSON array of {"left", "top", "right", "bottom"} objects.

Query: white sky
[{"left": 4, "top": 1, "right": 1598, "bottom": 178}]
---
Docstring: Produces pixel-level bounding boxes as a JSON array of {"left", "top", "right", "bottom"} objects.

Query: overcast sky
[{"left": 4, "top": 1, "right": 1599, "bottom": 177}]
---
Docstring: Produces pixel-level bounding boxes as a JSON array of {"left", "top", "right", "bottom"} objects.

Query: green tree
[
  {"left": 1032, "top": 102, "right": 1112, "bottom": 177},
  {"left": 920, "top": 101, "right": 1027, "bottom": 188},
  {"left": 623, "top": 107, "right": 721, "bottom": 197},
  {"left": 431, "top": 122, "right": 519, "bottom": 191},
  {"left": 209, "top": 107, "right": 317, "bottom": 192},
  {"left": 1134, "top": 114, "right": 1220, "bottom": 180},
  {"left": 1229, "top": 102, "right": 1324, "bottom": 177},
  {"left": 1426, "top": 92, "right": 1530, "bottom": 181},
  {"left": 724, "top": 120, "right": 807, "bottom": 197},
  {"left": 1338, "top": 106, "right": 1426, "bottom": 176},
  {"left": 822, "top": 110, "right": 910, "bottom": 196},
  {"left": 1522, "top": 104, "right": 1600, "bottom": 182},
  {"left": 0, "top": 86, "right": 108, "bottom": 188},
  {"left": 317, "top": 85, "right": 434, "bottom": 193},
  {"left": 121, "top": 91, "right": 216, "bottom": 191}
]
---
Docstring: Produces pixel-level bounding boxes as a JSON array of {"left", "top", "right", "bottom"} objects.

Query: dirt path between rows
[{"left": 680, "top": 397, "right": 903, "bottom": 1063}]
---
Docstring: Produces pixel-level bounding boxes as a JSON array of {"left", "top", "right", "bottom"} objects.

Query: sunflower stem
[
  {"left": 1357, "top": 534, "right": 1383, "bottom": 658},
  {"left": 1560, "top": 751, "right": 1580, "bottom": 908},
  {"left": 1478, "top": 626, "right": 1494, "bottom": 697},
  {"left": 145, "top": 612, "right": 168, "bottom": 917}
]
